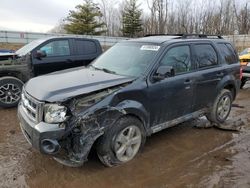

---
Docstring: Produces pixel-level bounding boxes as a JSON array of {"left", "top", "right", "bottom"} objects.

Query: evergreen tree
[
  {"left": 122, "top": 0, "right": 143, "bottom": 37},
  {"left": 64, "top": 0, "right": 106, "bottom": 35}
]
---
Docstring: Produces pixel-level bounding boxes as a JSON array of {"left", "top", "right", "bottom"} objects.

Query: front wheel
[
  {"left": 0, "top": 77, "right": 23, "bottom": 108},
  {"left": 96, "top": 116, "right": 146, "bottom": 167},
  {"left": 206, "top": 89, "right": 233, "bottom": 124}
]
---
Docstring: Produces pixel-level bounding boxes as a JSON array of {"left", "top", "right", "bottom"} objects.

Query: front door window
[
  {"left": 40, "top": 40, "right": 70, "bottom": 57},
  {"left": 160, "top": 45, "right": 192, "bottom": 74}
]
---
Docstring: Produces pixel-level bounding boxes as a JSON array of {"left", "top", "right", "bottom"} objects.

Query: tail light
[{"left": 240, "top": 67, "right": 243, "bottom": 80}]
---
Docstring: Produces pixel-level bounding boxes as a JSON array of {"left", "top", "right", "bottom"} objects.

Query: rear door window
[
  {"left": 193, "top": 44, "right": 218, "bottom": 68},
  {"left": 40, "top": 40, "right": 70, "bottom": 57},
  {"left": 218, "top": 43, "right": 238, "bottom": 64},
  {"left": 75, "top": 40, "right": 97, "bottom": 55}
]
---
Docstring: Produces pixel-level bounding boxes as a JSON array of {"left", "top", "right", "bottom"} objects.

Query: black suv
[
  {"left": 18, "top": 34, "right": 241, "bottom": 167},
  {"left": 0, "top": 36, "right": 102, "bottom": 107}
]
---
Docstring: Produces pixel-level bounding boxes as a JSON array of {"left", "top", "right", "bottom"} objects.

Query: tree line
[{"left": 51, "top": 0, "right": 250, "bottom": 37}]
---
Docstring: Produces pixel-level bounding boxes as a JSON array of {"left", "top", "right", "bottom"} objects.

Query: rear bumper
[{"left": 18, "top": 103, "right": 65, "bottom": 154}]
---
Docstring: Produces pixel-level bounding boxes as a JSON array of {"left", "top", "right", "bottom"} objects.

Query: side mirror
[
  {"left": 35, "top": 50, "right": 47, "bottom": 59},
  {"left": 153, "top": 65, "right": 175, "bottom": 81}
]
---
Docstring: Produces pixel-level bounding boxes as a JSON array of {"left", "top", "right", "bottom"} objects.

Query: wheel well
[
  {"left": 224, "top": 84, "right": 236, "bottom": 99},
  {"left": 125, "top": 113, "right": 146, "bottom": 129},
  {"left": 0, "top": 71, "right": 24, "bottom": 81},
  {"left": 92, "top": 113, "right": 147, "bottom": 152}
]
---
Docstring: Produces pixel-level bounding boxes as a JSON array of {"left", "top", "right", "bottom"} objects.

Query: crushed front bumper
[{"left": 18, "top": 103, "right": 65, "bottom": 154}]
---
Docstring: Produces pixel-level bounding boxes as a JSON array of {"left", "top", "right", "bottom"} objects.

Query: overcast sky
[
  {"left": 0, "top": 0, "right": 86, "bottom": 32},
  {"left": 1, "top": 0, "right": 144, "bottom": 33}
]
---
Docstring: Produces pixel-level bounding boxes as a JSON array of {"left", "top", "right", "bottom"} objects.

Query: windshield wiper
[
  {"left": 90, "top": 65, "right": 117, "bottom": 74},
  {"left": 101, "top": 68, "right": 117, "bottom": 74}
]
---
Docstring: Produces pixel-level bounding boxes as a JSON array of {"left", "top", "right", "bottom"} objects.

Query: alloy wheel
[
  {"left": 114, "top": 125, "right": 142, "bottom": 162},
  {"left": 0, "top": 84, "right": 21, "bottom": 104}
]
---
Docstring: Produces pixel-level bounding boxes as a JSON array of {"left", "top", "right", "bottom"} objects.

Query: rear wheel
[
  {"left": 0, "top": 77, "right": 23, "bottom": 108},
  {"left": 206, "top": 89, "right": 232, "bottom": 124},
  {"left": 96, "top": 116, "right": 146, "bottom": 167}
]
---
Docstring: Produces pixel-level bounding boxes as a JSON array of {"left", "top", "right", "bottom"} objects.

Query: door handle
[
  {"left": 216, "top": 72, "right": 224, "bottom": 77},
  {"left": 184, "top": 79, "right": 192, "bottom": 84}
]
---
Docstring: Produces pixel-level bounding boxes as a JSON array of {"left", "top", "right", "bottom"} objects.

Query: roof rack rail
[
  {"left": 144, "top": 34, "right": 223, "bottom": 39},
  {"left": 181, "top": 34, "right": 223, "bottom": 39},
  {"left": 144, "top": 34, "right": 183, "bottom": 37}
]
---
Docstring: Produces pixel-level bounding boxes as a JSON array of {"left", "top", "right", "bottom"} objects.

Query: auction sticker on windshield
[{"left": 140, "top": 45, "right": 160, "bottom": 51}]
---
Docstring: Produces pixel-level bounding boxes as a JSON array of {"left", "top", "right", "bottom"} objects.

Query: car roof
[
  {"left": 129, "top": 35, "right": 181, "bottom": 44},
  {"left": 37, "top": 36, "right": 97, "bottom": 41},
  {"left": 127, "top": 34, "right": 226, "bottom": 44}
]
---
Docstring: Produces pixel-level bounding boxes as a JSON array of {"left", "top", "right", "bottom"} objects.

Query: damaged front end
[{"left": 19, "top": 84, "right": 129, "bottom": 167}]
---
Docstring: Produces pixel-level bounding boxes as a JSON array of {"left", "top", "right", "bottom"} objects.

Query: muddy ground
[{"left": 0, "top": 84, "right": 250, "bottom": 188}]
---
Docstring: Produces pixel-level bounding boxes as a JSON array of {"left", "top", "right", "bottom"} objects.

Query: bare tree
[
  {"left": 99, "top": 0, "right": 121, "bottom": 36},
  {"left": 233, "top": 0, "right": 250, "bottom": 34}
]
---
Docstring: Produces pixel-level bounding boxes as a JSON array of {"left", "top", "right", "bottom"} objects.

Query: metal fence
[
  {"left": 0, "top": 30, "right": 129, "bottom": 46},
  {"left": 223, "top": 35, "right": 250, "bottom": 51},
  {"left": 0, "top": 30, "right": 250, "bottom": 50}
]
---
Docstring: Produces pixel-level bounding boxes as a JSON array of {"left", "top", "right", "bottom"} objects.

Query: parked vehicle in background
[
  {"left": 0, "top": 37, "right": 102, "bottom": 107},
  {"left": 0, "top": 49, "right": 15, "bottom": 53},
  {"left": 18, "top": 34, "right": 241, "bottom": 168},
  {"left": 239, "top": 48, "right": 250, "bottom": 88}
]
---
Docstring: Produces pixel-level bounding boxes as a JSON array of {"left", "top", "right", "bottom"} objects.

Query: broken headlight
[{"left": 44, "top": 104, "right": 69, "bottom": 124}]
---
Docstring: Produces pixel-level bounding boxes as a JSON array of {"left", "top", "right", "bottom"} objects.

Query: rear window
[
  {"left": 75, "top": 40, "right": 97, "bottom": 55},
  {"left": 194, "top": 44, "right": 218, "bottom": 68},
  {"left": 218, "top": 43, "right": 238, "bottom": 64}
]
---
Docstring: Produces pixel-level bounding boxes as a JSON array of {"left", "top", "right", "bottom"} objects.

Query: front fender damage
[{"left": 54, "top": 105, "right": 127, "bottom": 167}]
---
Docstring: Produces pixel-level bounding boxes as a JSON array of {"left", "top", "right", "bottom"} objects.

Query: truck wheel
[
  {"left": 0, "top": 77, "right": 23, "bottom": 108},
  {"left": 96, "top": 116, "right": 146, "bottom": 167},
  {"left": 240, "top": 78, "right": 247, "bottom": 89},
  {"left": 206, "top": 89, "right": 233, "bottom": 124}
]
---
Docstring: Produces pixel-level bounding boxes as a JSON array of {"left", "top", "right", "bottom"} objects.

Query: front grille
[{"left": 21, "top": 89, "right": 44, "bottom": 123}]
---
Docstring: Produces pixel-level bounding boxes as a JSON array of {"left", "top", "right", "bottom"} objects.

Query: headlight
[{"left": 44, "top": 104, "right": 68, "bottom": 124}]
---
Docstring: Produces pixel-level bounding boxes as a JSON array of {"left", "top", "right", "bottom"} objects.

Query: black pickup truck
[{"left": 0, "top": 37, "right": 102, "bottom": 107}]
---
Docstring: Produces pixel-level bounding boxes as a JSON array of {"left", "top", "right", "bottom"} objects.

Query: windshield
[
  {"left": 91, "top": 43, "right": 160, "bottom": 77},
  {"left": 239, "top": 48, "right": 250, "bottom": 56},
  {"left": 15, "top": 38, "right": 46, "bottom": 56}
]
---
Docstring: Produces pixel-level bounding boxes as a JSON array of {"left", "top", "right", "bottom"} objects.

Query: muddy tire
[
  {"left": 0, "top": 77, "right": 23, "bottom": 108},
  {"left": 206, "top": 89, "right": 233, "bottom": 124},
  {"left": 96, "top": 116, "right": 146, "bottom": 167}
]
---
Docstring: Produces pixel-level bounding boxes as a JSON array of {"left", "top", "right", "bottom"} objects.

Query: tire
[
  {"left": 0, "top": 77, "right": 23, "bottom": 108},
  {"left": 206, "top": 89, "right": 233, "bottom": 124},
  {"left": 240, "top": 78, "right": 247, "bottom": 89},
  {"left": 96, "top": 116, "right": 146, "bottom": 167}
]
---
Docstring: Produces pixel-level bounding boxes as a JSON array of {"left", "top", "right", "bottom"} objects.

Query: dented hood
[{"left": 25, "top": 67, "right": 134, "bottom": 102}]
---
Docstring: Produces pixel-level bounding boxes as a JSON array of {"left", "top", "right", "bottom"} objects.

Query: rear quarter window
[
  {"left": 75, "top": 40, "right": 97, "bottom": 55},
  {"left": 218, "top": 43, "right": 238, "bottom": 64}
]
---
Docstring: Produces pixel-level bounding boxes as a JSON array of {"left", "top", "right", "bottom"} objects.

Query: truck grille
[{"left": 21, "top": 89, "right": 44, "bottom": 123}]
